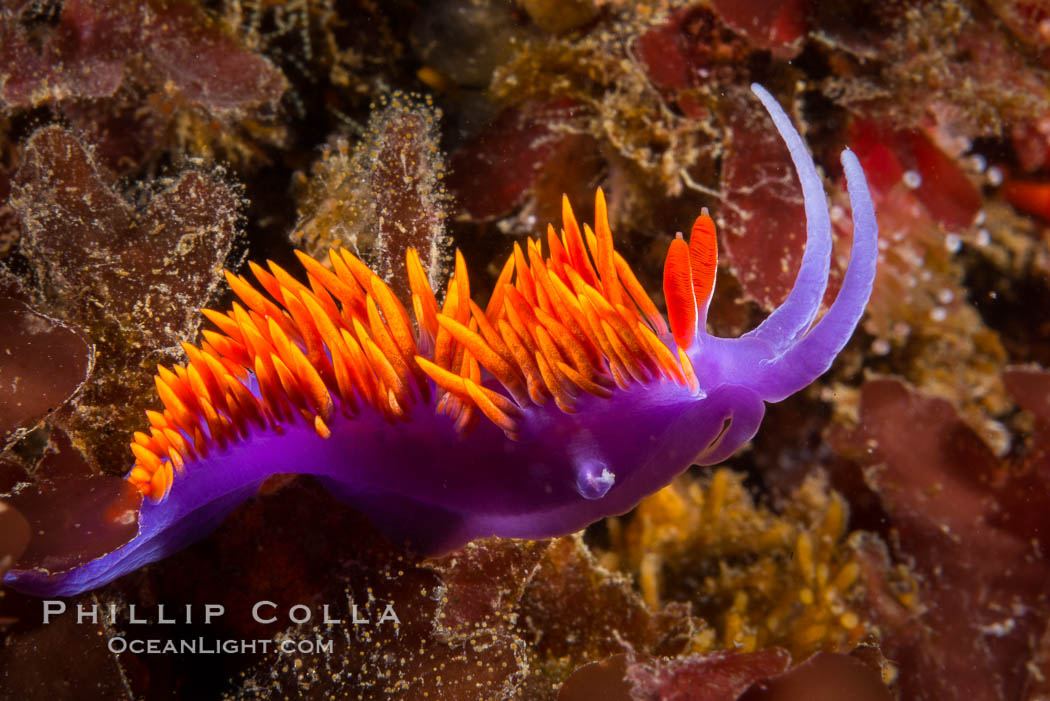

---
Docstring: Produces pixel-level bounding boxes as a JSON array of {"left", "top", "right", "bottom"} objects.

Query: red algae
[
  {"left": 995, "top": 367, "right": 1050, "bottom": 553},
  {"left": 516, "top": 536, "right": 697, "bottom": 677},
  {"left": 0, "top": 298, "right": 91, "bottom": 447},
  {"left": 627, "top": 649, "right": 791, "bottom": 700},
  {"left": 830, "top": 114, "right": 1012, "bottom": 451},
  {"left": 850, "top": 120, "right": 981, "bottom": 232},
  {"left": 293, "top": 93, "right": 452, "bottom": 299},
  {"left": 720, "top": 96, "right": 846, "bottom": 311},
  {"left": 8, "top": 126, "right": 239, "bottom": 471},
  {"left": 0, "top": 605, "right": 139, "bottom": 701},
  {"left": 738, "top": 651, "right": 892, "bottom": 701},
  {"left": 1, "top": 0, "right": 287, "bottom": 168},
  {"left": 0, "top": 0, "right": 128, "bottom": 106},
  {"left": 0, "top": 500, "right": 29, "bottom": 580},
  {"left": 986, "top": 0, "right": 1050, "bottom": 66},
  {"left": 830, "top": 379, "right": 1050, "bottom": 701},
  {"left": 708, "top": 0, "right": 808, "bottom": 57},
  {"left": 634, "top": 6, "right": 752, "bottom": 94},
  {"left": 4, "top": 0, "right": 1050, "bottom": 697},
  {"left": 8, "top": 430, "right": 140, "bottom": 575},
  {"left": 559, "top": 648, "right": 891, "bottom": 701},
  {"left": 447, "top": 99, "right": 586, "bottom": 223},
  {"left": 558, "top": 653, "right": 640, "bottom": 701}
]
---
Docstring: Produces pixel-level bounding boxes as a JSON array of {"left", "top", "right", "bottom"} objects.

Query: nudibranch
[{"left": 4, "top": 85, "right": 877, "bottom": 597}]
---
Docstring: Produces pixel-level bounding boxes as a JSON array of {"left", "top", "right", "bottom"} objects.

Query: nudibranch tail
[{"left": 4, "top": 84, "right": 877, "bottom": 598}]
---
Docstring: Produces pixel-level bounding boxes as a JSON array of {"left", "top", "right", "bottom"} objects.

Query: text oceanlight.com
[{"left": 107, "top": 637, "right": 334, "bottom": 655}]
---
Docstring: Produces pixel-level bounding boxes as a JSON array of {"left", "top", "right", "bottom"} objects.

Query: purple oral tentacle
[{"left": 744, "top": 83, "right": 833, "bottom": 353}]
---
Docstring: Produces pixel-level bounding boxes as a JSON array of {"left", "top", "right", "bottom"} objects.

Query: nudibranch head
[{"left": 4, "top": 84, "right": 878, "bottom": 597}]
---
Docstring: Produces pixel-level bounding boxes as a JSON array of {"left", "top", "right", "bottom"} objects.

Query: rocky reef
[{"left": 2, "top": 1, "right": 1050, "bottom": 699}]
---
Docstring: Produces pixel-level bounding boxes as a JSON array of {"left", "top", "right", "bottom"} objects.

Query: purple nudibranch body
[{"left": 4, "top": 84, "right": 878, "bottom": 597}]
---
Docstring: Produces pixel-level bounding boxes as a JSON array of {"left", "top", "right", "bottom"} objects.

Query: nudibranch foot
[{"left": 4, "top": 84, "right": 878, "bottom": 597}]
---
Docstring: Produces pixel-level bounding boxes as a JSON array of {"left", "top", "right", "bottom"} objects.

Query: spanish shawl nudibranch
[{"left": 5, "top": 85, "right": 878, "bottom": 597}]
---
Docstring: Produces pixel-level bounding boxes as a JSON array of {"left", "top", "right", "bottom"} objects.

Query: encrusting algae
[
  {"left": 600, "top": 468, "right": 918, "bottom": 660},
  {"left": 291, "top": 91, "right": 452, "bottom": 300}
]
